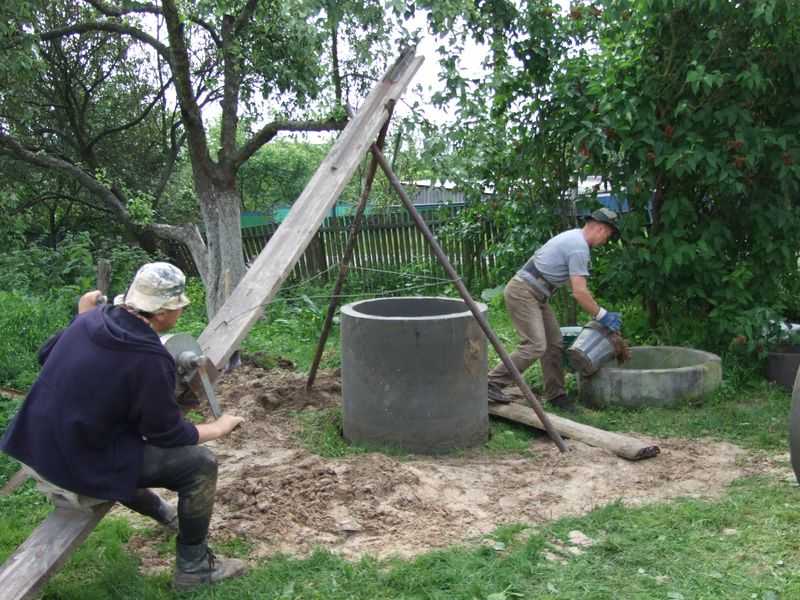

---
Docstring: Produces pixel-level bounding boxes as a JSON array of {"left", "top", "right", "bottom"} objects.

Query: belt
[
  {"left": 527, "top": 264, "right": 556, "bottom": 293},
  {"left": 513, "top": 273, "right": 553, "bottom": 300}
]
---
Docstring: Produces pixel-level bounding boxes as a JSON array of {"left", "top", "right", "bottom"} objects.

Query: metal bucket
[{"left": 567, "top": 321, "right": 616, "bottom": 376}]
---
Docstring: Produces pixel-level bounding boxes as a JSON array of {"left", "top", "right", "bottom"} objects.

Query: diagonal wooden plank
[
  {"left": 198, "top": 49, "right": 424, "bottom": 369},
  {"left": 0, "top": 503, "right": 113, "bottom": 600}
]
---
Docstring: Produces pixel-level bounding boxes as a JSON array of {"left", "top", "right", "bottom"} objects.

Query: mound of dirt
[{"left": 118, "top": 364, "right": 788, "bottom": 570}]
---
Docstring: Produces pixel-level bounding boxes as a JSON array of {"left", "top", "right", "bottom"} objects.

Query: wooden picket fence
[{"left": 170, "top": 207, "right": 500, "bottom": 292}]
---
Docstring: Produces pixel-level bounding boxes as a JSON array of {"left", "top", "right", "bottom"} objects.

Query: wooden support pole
[
  {"left": 368, "top": 144, "right": 568, "bottom": 453},
  {"left": 306, "top": 105, "right": 395, "bottom": 391},
  {"left": 95, "top": 259, "right": 112, "bottom": 297},
  {"left": 489, "top": 400, "right": 660, "bottom": 460}
]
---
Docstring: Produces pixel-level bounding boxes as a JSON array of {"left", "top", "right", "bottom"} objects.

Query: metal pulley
[{"left": 160, "top": 333, "right": 223, "bottom": 418}]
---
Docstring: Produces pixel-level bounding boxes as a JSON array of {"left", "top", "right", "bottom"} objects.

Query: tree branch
[
  {"left": 233, "top": 118, "right": 348, "bottom": 169},
  {"left": 0, "top": 131, "right": 129, "bottom": 218},
  {"left": 87, "top": 76, "right": 174, "bottom": 148},
  {"left": 233, "top": 0, "right": 260, "bottom": 35},
  {"left": 161, "top": 0, "right": 214, "bottom": 181},
  {"left": 219, "top": 14, "right": 240, "bottom": 162},
  {"left": 41, "top": 22, "right": 172, "bottom": 64},
  {"left": 84, "top": 0, "right": 161, "bottom": 17},
  {"left": 148, "top": 222, "right": 209, "bottom": 280}
]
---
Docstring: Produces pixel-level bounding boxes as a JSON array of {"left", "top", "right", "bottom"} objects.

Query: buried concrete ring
[
  {"left": 788, "top": 367, "right": 800, "bottom": 484},
  {"left": 578, "top": 346, "right": 722, "bottom": 409},
  {"left": 340, "top": 296, "right": 489, "bottom": 454}
]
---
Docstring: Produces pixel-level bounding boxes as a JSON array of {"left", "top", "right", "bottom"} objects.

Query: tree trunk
[{"left": 196, "top": 184, "right": 246, "bottom": 318}]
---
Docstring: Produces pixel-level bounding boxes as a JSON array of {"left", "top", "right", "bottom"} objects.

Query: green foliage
[
  {"left": 0, "top": 291, "right": 74, "bottom": 388},
  {"left": 0, "top": 232, "right": 96, "bottom": 296},
  {"left": 425, "top": 0, "right": 800, "bottom": 353},
  {"left": 239, "top": 140, "right": 330, "bottom": 210}
]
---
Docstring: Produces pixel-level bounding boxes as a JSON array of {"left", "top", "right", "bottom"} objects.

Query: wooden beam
[
  {"left": 197, "top": 48, "right": 424, "bottom": 369},
  {"left": 0, "top": 503, "right": 113, "bottom": 600},
  {"left": 489, "top": 401, "right": 660, "bottom": 461}
]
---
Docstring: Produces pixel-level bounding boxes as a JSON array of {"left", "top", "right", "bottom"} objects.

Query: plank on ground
[
  {"left": 0, "top": 503, "right": 113, "bottom": 600},
  {"left": 489, "top": 400, "right": 660, "bottom": 461}
]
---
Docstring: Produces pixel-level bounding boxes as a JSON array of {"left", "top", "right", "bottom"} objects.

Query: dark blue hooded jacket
[{"left": 0, "top": 305, "right": 198, "bottom": 501}]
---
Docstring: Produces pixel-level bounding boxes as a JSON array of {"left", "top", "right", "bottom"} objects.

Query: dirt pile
[{"left": 119, "top": 364, "right": 788, "bottom": 569}]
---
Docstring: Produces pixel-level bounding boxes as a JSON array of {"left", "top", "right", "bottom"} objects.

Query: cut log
[
  {"left": 197, "top": 48, "right": 424, "bottom": 370},
  {"left": 0, "top": 503, "right": 113, "bottom": 600},
  {"left": 489, "top": 401, "right": 660, "bottom": 461}
]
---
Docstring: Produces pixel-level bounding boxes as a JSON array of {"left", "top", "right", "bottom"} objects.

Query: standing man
[
  {"left": 1, "top": 262, "right": 247, "bottom": 590},
  {"left": 487, "top": 208, "right": 622, "bottom": 409}
]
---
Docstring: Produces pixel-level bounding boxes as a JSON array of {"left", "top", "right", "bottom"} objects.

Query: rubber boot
[{"left": 174, "top": 541, "right": 247, "bottom": 590}]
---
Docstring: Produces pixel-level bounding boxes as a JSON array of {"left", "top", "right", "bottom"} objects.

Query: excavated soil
[{"left": 118, "top": 364, "right": 790, "bottom": 573}]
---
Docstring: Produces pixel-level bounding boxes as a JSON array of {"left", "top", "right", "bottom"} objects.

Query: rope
[{"left": 210, "top": 264, "right": 459, "bottom": 331}]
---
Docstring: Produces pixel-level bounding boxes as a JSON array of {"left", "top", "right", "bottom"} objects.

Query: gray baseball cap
[
  {"left": 123, "top": 262, "right": 190, "bottom": 313},
  {"left": 587, "top": 207, "right": 621, "bottom": 240}
]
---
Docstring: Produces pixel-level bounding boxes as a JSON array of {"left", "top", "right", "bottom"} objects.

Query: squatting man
[
  {"left": 1, "top": 262, "right": 248, "bottom": 590},
  {"left": 487, "top": 208, "right": 622, "bottom": 409}
]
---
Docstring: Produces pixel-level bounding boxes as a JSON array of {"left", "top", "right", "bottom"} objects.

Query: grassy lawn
[
  {"left": 1, "top": 288, "right": 798, "bottom": 598},
  {"left": 1, "top": 458, "right": 798, "bottom": 599}
]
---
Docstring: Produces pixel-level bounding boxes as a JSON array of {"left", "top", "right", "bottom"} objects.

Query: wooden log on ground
[
  {"left": 489, "top": 400, "right": 660, "bottom": 461},
  {"left": 0, "top": 502, "right": 113, "bottom": 600}
]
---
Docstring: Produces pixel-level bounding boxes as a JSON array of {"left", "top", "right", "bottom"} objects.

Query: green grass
[
  {"left": 1, "top": 474, "right": 798, "bottom": 599},
  {"left": 577, "top": 378, "right": 792, "bottom": 452},
  {"left": 294, "top": 406, "right": 538, "bottom": 459}
]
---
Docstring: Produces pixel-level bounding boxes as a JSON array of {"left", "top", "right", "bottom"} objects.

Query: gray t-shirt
[{"left": 518, "top": 228, "right": 590, "bottom": 288}]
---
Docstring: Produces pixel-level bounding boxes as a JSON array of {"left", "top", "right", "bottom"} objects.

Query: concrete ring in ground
[
  {"left": 788, "top": 367, "right": 800, "bottom": 484},
  {"left": 341, "top": 297, "right": 488, "bottom": 454},
  {"left": 578, "top": 346, "right": 722, "bottom": 409}
]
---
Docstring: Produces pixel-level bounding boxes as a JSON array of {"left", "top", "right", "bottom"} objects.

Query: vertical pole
[
  {"left": 96, "top": 259, "right": 112, "bottom": 297},
  {"left": 369, "top": 143, "right": 568, "bottom": 453},
  {"left": 306, "top": 104, "right": 395, "bottom": 390}
]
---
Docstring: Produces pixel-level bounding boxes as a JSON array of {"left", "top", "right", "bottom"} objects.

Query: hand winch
[{"left": 160, "top": 333, "right": 222, "bottom": 418}]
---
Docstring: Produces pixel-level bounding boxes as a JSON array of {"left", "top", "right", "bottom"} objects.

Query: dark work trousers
[{"left": 120, "top": 444, "right": 218, "bottom": 546}]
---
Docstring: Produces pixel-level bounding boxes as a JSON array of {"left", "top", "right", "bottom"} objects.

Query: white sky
[{"left": 223, "top": 1, "right": 573, "bottom": 143}]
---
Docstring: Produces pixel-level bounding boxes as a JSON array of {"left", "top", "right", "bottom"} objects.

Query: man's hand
[
  {"left": 78, "top": 290, "right": 107, "bottom": 314},
  {"left": 597, "top": 310, "right": 622, "bottom": 332},
  {"left": 215, "top": 414, "right": 244, "bottom": 436},
  {"left": 196, "top": 413, "right": 244, "bottom": 443}
]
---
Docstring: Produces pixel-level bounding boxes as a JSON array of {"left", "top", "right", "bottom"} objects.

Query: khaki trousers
[{"left": 488, "top": 277, "right": 565, "bottom": 401}]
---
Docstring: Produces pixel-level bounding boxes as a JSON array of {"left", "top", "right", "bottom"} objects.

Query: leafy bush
[
  {"left": 0, "top": 290, "right": 74, "bottom": 388},
  {"left": 0, "top": 232, "right": 96, "bottom": 296}
]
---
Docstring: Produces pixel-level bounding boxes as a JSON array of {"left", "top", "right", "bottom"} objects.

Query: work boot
[
  {"left": 174, "top": 541, "right": 247, "bottom": 591},
  {"left": 488, "top": 382, "right": 511, "bottom": 404},
  {"left": 549, "top": 393, "right": 577, "bottom": 413}
]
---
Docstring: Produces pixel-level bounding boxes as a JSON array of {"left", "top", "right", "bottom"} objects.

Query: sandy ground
[{"left": 118, "top": 364, "right": 791, "bottom": 572}]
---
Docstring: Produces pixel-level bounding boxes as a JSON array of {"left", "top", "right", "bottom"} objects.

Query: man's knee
[
  {"left": 518, "top": 339, "right": 547, "bottom": 360},
  {"left": 190, "top": 446, "right": 218, "bottom": 479}
]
